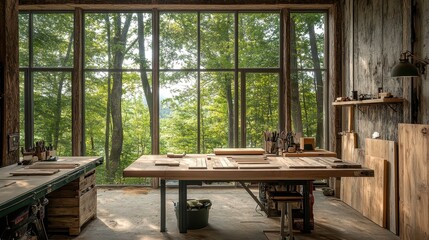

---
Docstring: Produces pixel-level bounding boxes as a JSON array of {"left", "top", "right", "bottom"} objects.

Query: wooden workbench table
[
  {"left": 123, "top": 154, "right": 373, "bottom": 234},
  {"left": 0, "top": 156, "right": 103, "bottom": 218}
]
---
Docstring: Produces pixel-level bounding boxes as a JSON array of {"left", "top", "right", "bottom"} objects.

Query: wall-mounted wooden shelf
[
  {"left": 332, "top": 97, "right": 404, "bottom": 132},
  {"left": 332, "top": 97, "right": 404, "bottom": 106}
]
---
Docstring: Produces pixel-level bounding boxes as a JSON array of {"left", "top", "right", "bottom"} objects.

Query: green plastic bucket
[{"left": 174, "top": 199, "right": 212, "bottom": 229}]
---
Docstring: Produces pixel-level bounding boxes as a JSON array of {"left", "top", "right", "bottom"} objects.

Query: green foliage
[{"left": 19, "top": 11, "right": 327, "bottom": 184}]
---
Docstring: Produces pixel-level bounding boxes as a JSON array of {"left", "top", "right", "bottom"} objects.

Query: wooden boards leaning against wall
[
  {"left": 340, "top": 132, "right": 398, "bottom": 234},
  {"left": 340, "top": 132, "right": 360, "bottom": 210},
  {"left": 399, "top": 124, "right": 429, "bottom": 240},
  {"left": 365, "top": 138, "right": 397, "bottom": 234}
]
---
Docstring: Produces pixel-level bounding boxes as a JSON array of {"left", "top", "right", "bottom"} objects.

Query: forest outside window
[
  {"left": 290, "top": 12, "right": 327, "bottom": 148},
  {"left": 19, "top": 12, "right": 74, "bottom": 156},
  {"left": 18, "top": 9, "right": 329, "bottom": 185}
]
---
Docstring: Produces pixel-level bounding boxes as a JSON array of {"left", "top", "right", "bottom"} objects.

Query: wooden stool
[{"left": 268, "top": 191, "right": 303, "bottom": 240}]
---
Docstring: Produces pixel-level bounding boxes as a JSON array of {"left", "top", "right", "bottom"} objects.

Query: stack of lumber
[
  {"left": 340, "top": 133, "right": 398, "bottom": 234},
  {"left": 46, "top": 170, "right": 97, "bottom": 235}
]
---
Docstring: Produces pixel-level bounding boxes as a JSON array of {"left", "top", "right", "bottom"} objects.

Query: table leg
[
  {"left": 302, "top": 180, "right": 311, "bottom": 233},
  {"left": 160, "top": 179, "right": 166, "bottom": 232},
  {"left": 178, "top": 180, "right": 188, "bottom": 233}
]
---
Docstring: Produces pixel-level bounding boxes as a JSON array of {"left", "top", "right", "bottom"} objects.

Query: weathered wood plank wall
[{"left": 343, "top": 0, "right": 403, "bottom": 148}]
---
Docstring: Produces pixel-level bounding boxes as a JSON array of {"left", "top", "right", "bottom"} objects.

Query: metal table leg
[
  {"left": 160, "top": 179, "right": 166, "bottom": 232},
  {"left": 178, "top": 180, "right": 188, "bottom": 233},
  {"left": 302, "top": 180, "right": 311, "bottom": 233}
]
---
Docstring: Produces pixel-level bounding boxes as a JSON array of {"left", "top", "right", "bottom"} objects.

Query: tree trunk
[
  {"left": 290, "top": 18, "right": 303, "bottom": 134},
  {"left": 225, "top": 75, "right": 234, "bottom": 147},
  {"left": 53, "top": 33, "right": 73, "bottom": 150},
  {"left": 225, "top": 15, "right": 234, "bottom": 148},
  {"left": 137, "top": 13, "right": 153, "bottom": 143},
  {"left": 307, "top": 20, "right": 324, "bottom": 147},
  {"left": 104, "top": 15, "right": 112, "bottom": 173},
  {"left": 108, "top": 14, "right": 132, "bottom": 181}
]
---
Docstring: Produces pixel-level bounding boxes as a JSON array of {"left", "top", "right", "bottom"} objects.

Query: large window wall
[{"left": 19, "top": 8, "right": 329, "bottom": 184}]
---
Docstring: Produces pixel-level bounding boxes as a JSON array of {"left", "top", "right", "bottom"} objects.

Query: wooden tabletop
[
  {"left": 0, "top": 156, "right": 103, "bottom": 218},
  {"left": 123, "top": 154, "right": 373, "bottom": 181}
]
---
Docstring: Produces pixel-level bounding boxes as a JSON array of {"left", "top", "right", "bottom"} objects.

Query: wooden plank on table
[
  {"left": 0, "top": 180, "right": 16, "bottom": 189},
  {"left": 238, "top": 164, "right": 280, "bottom": 169},
  {"left": 154, "top": 160, "right": 180, "bottom": 166},
  {"left": 279, "top": 157, "right": 326, "bottom": 169},
  {"left": 27, "top": 163, "right": 79, "bottom": 169},
  {"left": 185, "top": 158, "right": 207, "bottom": 169},
  {"left": 10, "top": 169, "right": 60, "bottom": 176},
  {"left": 365, "top": 138, "right": 398, "bottom": 234},
  {"left": 399, "top": 124, "right": 429, "bottom": 240},
  {"left": 212, "top": 157, "right": 238, "bottom": 169},
  {"left": 282, "top": 149, "right": 337, "bottom": 157},
  {"left": 231, "top": 156, "right": 267, "bottom": 164},
  {"left": 213, "top": 148, "right": 265, "bottom": 155},
  {"left": 318, "top": 156, "right": 343, "bottom": 163},
  {"left": 299, "top": 157, "right": 329, "bottom": 168},
  {"left": 361, "top": 156, "right": 387, "bottom": 228}
]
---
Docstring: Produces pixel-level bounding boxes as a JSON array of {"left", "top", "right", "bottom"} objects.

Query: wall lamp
[{"left": 391, "top": 51, "right": 429, "bottom": 77}]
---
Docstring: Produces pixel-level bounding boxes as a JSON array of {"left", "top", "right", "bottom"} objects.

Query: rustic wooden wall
[
  {"left": 415, "top": 0, "right": 429, "bottom": 124},
  {"left": 343, "top": 0, "right": 404, "bottom": 148},
  {"left": 0, "top": 0, "right": 20, "bottom": 167}
]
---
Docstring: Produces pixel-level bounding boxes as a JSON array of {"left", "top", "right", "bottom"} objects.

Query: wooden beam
[
  {"left": 0, "top": 0, "right": 19, "bottom": 167},
  {"left": 72, "top": 8, "right": 83, "bottom": 156},
  {"left": 19, "top": 1, "right": 336, "bottom": 11}
]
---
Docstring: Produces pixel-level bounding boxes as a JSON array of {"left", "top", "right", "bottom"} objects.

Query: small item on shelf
[
  {"left": 378, "top": 92, "right": 392, "bottom": 99},
  {"left": 335, "top": 96, "right": 350, "bottom": 102},
  {"left": 351, "top": 90, "right": 358, "bottom": 100}
]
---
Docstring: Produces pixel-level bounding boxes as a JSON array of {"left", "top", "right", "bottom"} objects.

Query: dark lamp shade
[{"left": 391, "top": 60, "right": 419, "bottom": 77}]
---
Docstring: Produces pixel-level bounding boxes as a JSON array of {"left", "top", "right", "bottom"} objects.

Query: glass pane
[
  {"left": 33, "top": 72, "right": 72, "bottom": 156},
  {"left": 19, "top": 14, "right": 29, "bottom": 68},
  {"left": 200, "top": 72, "right": 235, "bottom": 153},
  {"left": 85, "top": 13, "right": 153, "bottom": 70},
  {"left": 33, "top": 13, "right": 74, "bottom": 68},
  {"left": 19, "top": 72, "right": 25, "bottom": 148},
  {"left": 291, "top": 12, "right": 326, "bottom": 69},
  {"left": 85, "top": 71, "right": 153, "bottom": 184},
  {"left": 160, "top": 13, "right": 197, "bottom": 69},
  {"left": 245, "top": 73, "right": 279, "bottom": 148},
  {"left": 290, "top": 70, "right": 325, "bottom": 148},
  {"left": 200, "top": 13, "right": 235, "bottom": 69},
  {"left": 159, "top": 71, "right": 198, "bottom": 154},
  {"left": 239, "top": 13, "right": 280, "bottom": 68}
]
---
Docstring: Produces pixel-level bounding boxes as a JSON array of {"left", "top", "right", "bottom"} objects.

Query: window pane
[
  {"left": 19, "top": 14, "right": 29, "bottom": 68},
  {"left": 160, "top": 71, "right": 198, "bottom": 153},
  {"left": 290, "top": 12, "right": 326, "bottom": 148},
  {"left": 246, "top": 73, "right": 279, "bottom": 147},
  {"left": 160, "top": 13, "right": 197, "bottom": 69},
  {"left": 291, "top": 12, "right": 326, "bottom": 69},
  {"left": 33, "top": 72, "right": 72, "bottom": 156},
  {"left": 239, "top": 13, "right": 280, "bottom": 68},
  {"left": 200, "top": 72, "right": 235, "bottom": 152},
  {"left": 33, "top": 13, "right": 74, "bottom": 68},
  {"left": 85, "top": 71, "right": 152, "bottom": 184},
  {"left": 200, "top": 13, "right": 235, "bottom": 69},
  {"left": 84, "top": 13, "right": 152, "bottom": 70},
  {"left": 291, "top": 71, "right": 325, "bottom": 148}
]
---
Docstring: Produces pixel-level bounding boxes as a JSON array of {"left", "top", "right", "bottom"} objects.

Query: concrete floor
[{"left": 51, "top": 186, "right": 399, "bottom": 240}]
